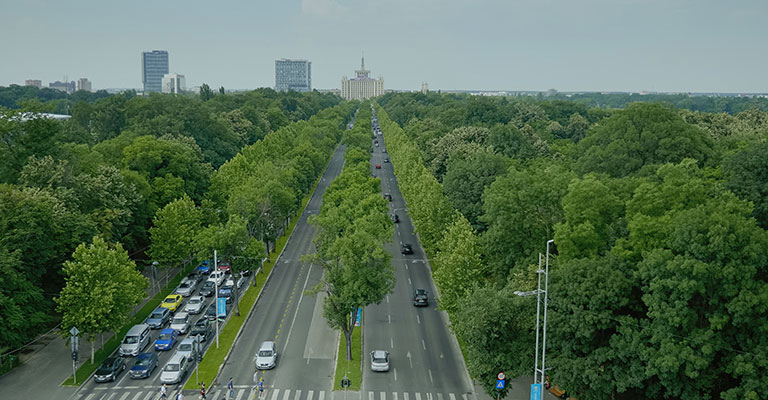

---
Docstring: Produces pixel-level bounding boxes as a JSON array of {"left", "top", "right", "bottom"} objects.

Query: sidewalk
[{"left": 2, "top": 263, "right": 180, "bottom": 398}]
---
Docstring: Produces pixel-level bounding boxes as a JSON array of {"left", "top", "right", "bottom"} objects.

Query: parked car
[
  {"left": 170, "top": 312, "right": 191, "bottom": 334},
  {"left": 176, "top": 336, "right": 201, "bottom": 362},
  {"left": 146, "top": 307, "right": 171, "bottom": 329},
  {"left": 413, "top": 289, "right": 429, "bottom": 307},
  {"left": 375, "top": 164, "right": 382, "bottom": 169},
  {"left": 200, "top": 281, "right": 216, "bottom": 297},
  {"left": 94, "top": 357, "right": 125, "bottom": 382},
  {"left": 255, "top": 341, "right": 278, "bottom": 370},
  {"left": 129, "top": 352, "right": 158, "bottom": 379},
  {"left": 401, "top": 243, "right": 413, "bottom": 255},
  {"left": 184, "top": 296, "right": 205, "bottom": 314},
  {"left": 190, "top": 318, "right": 213, "bottom": 342},
  {"left": 161, "top": 294, "right": 183, "bottom": 313},
  {"left": 160, "top": 353, "right": 189, "bottom": 384},
  {"left": 175, "top": 278, "right": 197, "bottom": 297},
  {"left": 370, "top": 350, "right": 390, "bottom": 372},
  {"left": 154, "top": 328, "right": 179, "bottom": 351}
]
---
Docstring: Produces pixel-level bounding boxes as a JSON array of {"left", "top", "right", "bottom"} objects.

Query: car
[
  {"left": 375, "top": 164, "right": 381, "bottom": 169},
  {"left": 176, "top": 337, "right": 200, "bottom": 362},
  {"left": 384, "top": 193, "right": 392, "bottom": 201},
  {"left": 160, "top": 353, "right": 190, "bottom": 384},
  {"left": 401, "top": 243, "right": 413, "bottom": 255},
  {"left": 384, "top": 158, "right": 389, "bottom": 163},
  {"left": 200, "top": 281, "right": 216, "bottom": 297},
  {"left": 186, "top": 271, "right": 204, "bottom": 285},
  {"left": 370, "top": 350, "right": 390, "bottom": 372},
  {"left": 175, "top": 278, "right": 197, "bottom": 297},
  {"left": 161, "top": 294, "right": 183, "bottom": 313},
  {"left": 219, "top": 286, "right": 234, "bottom": 304},
  {"left": 255, "top": 341, "right": 278, "bottom": 369},
  {"left": 154, "top": 328, "right": 179, "bottom": 351},
  {"left": 391, "top": 214, "right": 399, "bottom": 223},
  {"left": 413, "top": 289, "right": 429, "bottom": 307},
  {"left": 382, "top": 149, "right": 387, "bottom": 153},
  {"left": 184, "top": 296, "right": 205, "bottom": 314},
  {"left": 207, "top": 270, "right": 225, "bottom": 286},
  {"left": 190, "top": 318, "right": 213, "bottom": 342},
  {"left": 218, "top": 261, "right": 232, "bottom": 274},
  {"left": 170, "top": 311, "right": 191, "bottom": 334},
  {"left": 146, "top": 307, "right": 171, "bottom": 329},
  {"left": 119, "top": 324, "right": 151, "bottom": 356},
  {"left": 196, "top": 261, "right": 211, "bottom": 275},
  {"left": 205, "top": 302, "right": 229, "bottom": 321},
  {"left": 94, "top": 357, "right": 125, "bottom": 382},
  {"left": 129, "top": 352, "right": 158, "bottom": 379}
]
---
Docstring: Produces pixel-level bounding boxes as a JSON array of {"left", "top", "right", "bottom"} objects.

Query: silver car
[
  {"left": 184, "top": 296, "right": 205, "bottom": 314},
  {"left": 176, "top": 337, "right": 200, "bottom": 362},
  {"left": 370, "top": 350, "right": 390, "bottom": 372},
  {"left": 255, "top": 341, "right": 277, "bottom": 369},
  {"left": 175, "top": 278, "right": 197, "bottom": 296},
  {"left": 160, "top": 353, "right": 189, "bottom": 384},
  {"left": 170, "top": 312, "right": 191, "bottom": 334}
]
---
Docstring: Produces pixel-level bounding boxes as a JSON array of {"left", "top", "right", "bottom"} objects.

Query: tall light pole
[
  {"left": 214, "top": 250, "right": 219, "bottom": 349},
  {"left": 540, "top": 239, "right": 554, "bottom": 392}
]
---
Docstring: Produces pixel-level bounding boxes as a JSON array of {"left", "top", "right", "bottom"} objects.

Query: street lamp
[{"left": 151, "top": 261, "right": 159, "bottom": 293}]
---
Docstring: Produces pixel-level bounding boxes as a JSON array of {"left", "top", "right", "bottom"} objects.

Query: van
[
  {"left": 160, "top": 353, "right": 189, "bottom": 384},
  {"left": 119, "top": 324, "right": 151, "bottom": 357}
]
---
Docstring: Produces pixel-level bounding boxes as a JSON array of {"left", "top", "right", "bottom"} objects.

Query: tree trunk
[
  {"left": 91, "top": 337, "right": 95, "bottom": 364},
  {"left": 343, "top": 327, "right": 353, "bottom": 361}
]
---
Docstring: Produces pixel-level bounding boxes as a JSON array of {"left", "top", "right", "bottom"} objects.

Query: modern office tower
[
  {"left": 275, "top": 59, "right": 312, "bottom": 92},
  {"left": 341, "top": 56, "right": 384, "bottom": 100},
  {"left": 77, "top": 78, "right": 92, "bottom": 92},
  {"left": 25, "top": 80, "right": 42, "bottom": 88},
  {"left": 142, "top": 50, "right": 169, "bottom": 93},
  {"left": 421, "top": 82, "right": 429, "bottom": 94},
  {"left": 161, "top": 73, "right": 186, "bottom": 94},
  {"left": 49, "top": 80, "right": 76, "bottom": 94}
]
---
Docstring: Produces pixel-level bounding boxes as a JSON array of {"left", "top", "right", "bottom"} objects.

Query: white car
[
  {"left": 170, "top": 312, "right": 190, "bottom": 335},
  {"left": 370, "top": 350, "right": 390, "bottom": 372},
  {"left": 175, "top": 278, "right": 197, "bottom": 296},
  {"left": 255, "top": 341, "right": 277, "bottom": 370},
  {"left": 207, "top": 271, "right": 225, "bottom": 286},
  {"left": 184, "top": 296, "right": 205, "bottom": 314}
]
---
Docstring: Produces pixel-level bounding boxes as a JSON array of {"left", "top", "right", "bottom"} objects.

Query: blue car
[
  {"left": 154, "top": 328, "right": 178, "bottom": 351},
  {"left": 129, "top": 352, "right": 158, "bottom": 379},
  {"left": 196, "top": 260, "right": 211, "bottom": 275}
]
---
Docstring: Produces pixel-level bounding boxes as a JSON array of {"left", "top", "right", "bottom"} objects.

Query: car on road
[
  {"left": 196, "top": 261, "right": 211, "bottom": 275},
  {"left": 146, "top": 307, "right": 171, "bottom": 329},
  {"left": 401, "top": 243, "right": 413, "bottom": 255},
  {"left": 129, "top": 352, "right": 158, "bottom": 379},
  {"left": 154, "top": 328, "right": 179, "bottom": 351},
  {"left": 175, "top": 278, "right": 197, "bottom": 296},
  {"left": 384, "top": 158, "right": 389, "bottom": 163},
  {"left": 200, "top": 281, "right": 216, "bottom": 297},
  {"left": 176, "top": 336, "right": 200, "bottom": 362},
  {"left": 256, "top": 341, "right": 278, "bottom": 369},
  {"left": 205, "top": 302, "right": 229, "bottom": 321},
  {"left": 218, "top": 261, "right": 232, "bottom": 274},
  {"left": 375, "top": 164, "right": 381, "bottom": 169},
  {"left": 391, "top": 214, "right": 399, "bottom": 223},
  {"left": 161, "top": 294, "right": 183, "bottom": 312},
  {"left": 219, "top": 285, "right": 234, "bottom": 304},
  {"left": 413, "top": 289, "right": 429, "bottom": 307},
  {"left": 384, "top": 193, "right": 392, "bottom": 201},
  {"left": 207, "top": 270, "right": 226, "bottom": 286},
  {"left": 170, "top": 311, "right": 191, "bottom": 334},
  {"left": 160, "top": 353, "right": 190, "bottom": 384},
  {"left": 370, "top": 350, "right": 390, "bottom": 372},
  {"left": 184, "top": 296, "right": 205, "bottom": 314},
  {"left": 119, "top": 324, "right": 151, "bottom": 356},
  {"left": 190, "top": 318, "right": 213, "bottom": 342},
  {"left": 382, "top": 149, "right": 387, "bottom": 153},
  {"left": 94, "top": 357, "right": 125, "bottom": 382}
]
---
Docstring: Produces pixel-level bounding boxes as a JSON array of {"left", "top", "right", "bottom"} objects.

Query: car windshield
[
  {"left": 159, "top": 333, "right": 173, "bottom": 340},
  {"left": 164, "top": 363, "right": 179, "bottom": 372},
  {"left": 172, "top": 317, "right": 186, "bottom": 324},
  {"left": 101, "top": 359, "right": 116, "bottom": 369},
  {"left": 179, "top": 343, "right": 192, "bottom": 352},
  {"left": 150, "top": 312, "right": 164, "bottom": 319},
  {"left": 203, "top": 282, "right": 213, "bottom": 288},
  {"left": 135, "top": 358, "right": 151, "bottom": 366},
  {"left": 258, "top": 350, "right": 273, "bottom": 357},
  {"left": 164, "top": 297, "right": 176, "bottom": 303},
  {"left": 123, "top": 336, "right": 138, "bottom": 344},
  {"left": 189, "top": 298, "right": 201, "bottom": 304},
  {"left": 373, "top": 355, "right": 387, "bottom": 363}
]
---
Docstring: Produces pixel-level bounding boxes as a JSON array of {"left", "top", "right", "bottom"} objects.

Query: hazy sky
[{"left": 1, "top": 0, "right": 766, "bottom": 93}]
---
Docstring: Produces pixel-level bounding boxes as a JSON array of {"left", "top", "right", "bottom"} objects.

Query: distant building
[
  {"left": 421, "top": 82, "right": 429, "bottom": 94},
  {"left": 142, "top": 50, "right": 169, "bottom": 93},
  {"left": 77, "top": 78, "right": 92, "bottom": 92},
  {"left": 49, "top": 80, "right": 75, "bottom": 94},
  {"left": 341, "top": 56, "right": 384, "bottom": 100},
  {"left": 25, "top": 80, "right": 42, "bottom": 88},
  {"left": 275, "top": 59, "right": 312, "bottom": 92},
  {"left": 161, "top": 73, "right": 186, "bottom": 94}
]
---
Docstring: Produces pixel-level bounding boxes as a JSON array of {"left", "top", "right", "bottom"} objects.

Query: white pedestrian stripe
[
  {"left": 381, "top": 392, "right": 386, "bottom": 400},
  {"left": 271, "top": 388, "right": 281, "bottom": 400},
  {"left": 236, "top": 388, "right": 246, "bottom": 400},
  {"left": 404, "top": 393, "right": 409, "bottom": 400},
  {"left": 212, "top": 389, "right": 222, "bottom": 399},
  {"left": 307, "top": 390, "right": 314, "bottom": 400},
  {"left": 369, "top": 392, "right": 375, "bottom": 400},
  {"left": 294, "top": 390, "right": 302, "bottom": 400},
  {"left": 106, "top": 392, "right": 118, "bottom": 400},
  {"left": 318, "top": 390, "right": 325, "bottom": 400},
  {"left": 392, "top": 392, "right": 398, "bottom": 400},
  {"left": 449, "top": 394, "right": 456, "bottom": 400},
  {"left": 282, "top": 389, "right": 292, "bottom": 400},
  {"left": 84, "top": 394, "right": 96, "bottom": 400},
  {"left": 437, "top": 393, "right": 444, "bottom": 400},
  {"left": 462, "top": 395, "right": 469, "bottom": 400},
  {"left": 415, "top": 393, "right": 422, "bottom": 400},
  {"left": 143, "top": 391, "right": 155, "bottom": 400},
  {"left": 118, "top": 392, "right": 130, "bottom": 400}
]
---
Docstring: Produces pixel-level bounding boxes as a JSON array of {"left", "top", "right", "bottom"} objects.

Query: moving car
[
  {"left": 190, "top": 318, "right": 213, "bottom": 342},
  {"left": 200, "top": 281, "right": 216, "bottom": 297},
  {"left": 384, "top": 193, "right": 392, "bottom": 201},
  {"left": 205, "top": 302, "right": 229, "bottom": 321},
  {"left": 170, "top": 312, "right": 191, "bottom": 334},
  {"left": 94, "top": 357, "right": 125, "bottom": 382},
  {"left": 217, "top": 261, "right": 231, "bottom": 273},
  {"left": 391, "top": 214, "right": 399, "bottom": 223},
  {"left": 370, "top": 350, "right": 390, "bottom": 372},
  {"left": 146, "top": 307, "right": 171, "bottom": 329},
  {"left": 129, "top": 352, "right": 158, "bottom": 379},
  {"left": 401, "top": 243, "right": 413, "bottom": 254},
  {"left": 175, "top": 278, "right": 197, "bottom": 297},
  {"left": 375, "top": 164, "right": 381, "bottom": 169},
  {"left": 161, "top": 294, "right": 183, "bottom": 312},
  {"left": 176, "top": 337, "right": 200, "bottom": 362},
  {"left": 119, "top": 324, "right": 151, "bottom": 356},
  {"left": 160, "top": 353, "right": 189, "bottom": 384},
  {"left": 184, "top": 296, "right": 205, "bottom": 314},
  {"left": 219, "top": 286, "right": 234, "bottom": 304},
  {"left": 413, "top": 289, "right": 429, "bottom": 307},
  {"left": 207, "top": 270, "right": 225, "bottom": 286},
  {"left": 255, "top": 341, "right": 278, "bottom": 370},
  {"left": 154, "top": 328, "right": 178, "bottom": 351},
  {"left": 384, "top": 158, "right": 389, "bottom": 163}
]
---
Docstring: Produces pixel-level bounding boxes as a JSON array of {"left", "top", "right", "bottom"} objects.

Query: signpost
[
  {"left": 341, "top": 375, "right": 351, "bottom": 400},
  {"left": 69, "top": 327, "right": 80, "bottom": 384},
  {"left": 195, "top": 334, "right": 202, "bottom": 384},
  {"left": 530, "top": 384, "right": 542, "bottom": 400}
]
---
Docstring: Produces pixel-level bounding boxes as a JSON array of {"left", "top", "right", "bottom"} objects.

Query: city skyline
[{"left": 1, "top": 0, "right": 767, "bottom": 93}]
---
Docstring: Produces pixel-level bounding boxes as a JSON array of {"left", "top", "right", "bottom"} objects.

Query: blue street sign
[
  {"left": 217, "top": 297, "right": 227, "bottom": 317},
  {"left": 530, "top": 383, "right": 542, "bottom": 400},
  {"left": 496, "top": 379, "right": 505, "bottom": 389}
]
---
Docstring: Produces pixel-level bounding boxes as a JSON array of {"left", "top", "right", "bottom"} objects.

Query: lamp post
[{"left": 151, "top": 261, "right": 159, "bottom": 294}]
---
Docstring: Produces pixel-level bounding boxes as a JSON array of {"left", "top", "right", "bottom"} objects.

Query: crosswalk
[{"left": 75, "top": 388, "right": 471, "bottom": 400}]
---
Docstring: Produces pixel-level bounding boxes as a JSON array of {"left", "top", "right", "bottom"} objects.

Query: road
[{"left": 363, "top": 111, "right": 475, "bottom": 400}]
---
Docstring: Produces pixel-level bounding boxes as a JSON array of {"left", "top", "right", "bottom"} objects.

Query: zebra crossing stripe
[
  {"left": 449, "top": 394, "right": 456, "bottom": 400},
  {"left": 393, "top": 392, "right": 398, "bottom": 400},
  {"left": 282, "top": 389, "right": 291, "bottom": 400},
  {"left": 294, "top": 390, "right": 302, "bottom": 400},
  {"left": 118, "top": 392, "right": 130, "bottom": 400},
  {"left": 462, "top": 394, "right": 469, "bottom": 400},
  {"left": 437, "top": 393, "right": 444, "bottom": 400},
  {"left": 369, "top": 392, "right": 375, "bottom": 400},
  {"left": 307, "top": 390, "right": 314, "bottom": 400},
  {"left": 318, "top": 389, "right": 324, "bottom": 400},
  {"left": 381, "top": 392, "right": 386, "bottom": 400},
  {"left": 106, "top": 392, "right": 118, "bottom": 400},
  {"left": 143, "top": 390, "right": 155, "bottom": 400},
  {"left": 415, "top": 392, "right": 422, "bottom": 400},
  {"left": 235, "top": 387, "right": 245, "bottom": 400},
  {"left": 271, "top": 388, "right": 280, "bottom": 400},
  {"left": 404, "top": 392, "right": 409, "bottom": 400}
]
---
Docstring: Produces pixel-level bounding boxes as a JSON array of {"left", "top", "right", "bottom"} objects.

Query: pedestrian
[
  {"left": 258, "top": 378, "right": 264, "bottom": 400},
  {"left": 176, "top": 391, "right": 184, "bottom": 400},
  {"left": 228, "top": 377, "right": 234, "bottom": 399},
  {"left": 160, "top": 384, "right": 167, "bottom": 400},
  {"left": 200, "top": 381, "right": 207, "bottom": 399}
]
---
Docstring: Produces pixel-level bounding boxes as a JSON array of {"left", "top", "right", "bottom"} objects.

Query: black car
[
  {"left": 401, "top": 243, "right": 413, "bottom": 255},
  {"left": 384, "top": 193, "right": 392, "bottom": 201},
  {"left": 94, "top": 357, "right": 126, "bottom": 382},
  {"left": 190, "top": 318, "right": 214, "bottom": 342},
  {"left": 129, "top": 352, "right": 158, "bottom": 379},
  {"left": 392, "top": 214, "right": 399, "bottom": 223},
  {"left": 413, "top": 289, "right": 429, "bottom": 307},
  {"left": 219, "top": 285, "right": 234, "bottom": 304},
  {"left": 384, "top": 158, "right": 389, "bottom": 163},
  {"left": 200, "top": 281, "right": 215, "bottom": 297}
]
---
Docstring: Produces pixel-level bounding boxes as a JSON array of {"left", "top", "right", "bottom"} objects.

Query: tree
[
  {"left": 432, "top": 214, "right": 483, "bottom": 316},
  {"left": 200, "top": 84, "right": 214, "bottom": 101},
  {"left": 0, "top": 248, "right": 50, "bottom": 350},
  {"left": 442, "top": 149, "right": 508, "bottom": 231},
  {"left": 722, "top": 140, "right": 768, "bottom": 229},
  {"left": 56, "top": 236, "right": 148, "bottom": 363},
  {"left": 149, "top": 195, "right": 203, "bottom": 269}
]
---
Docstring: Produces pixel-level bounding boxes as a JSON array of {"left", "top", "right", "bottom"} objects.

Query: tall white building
[
  {"left": 341, "top": 57, "right": 384, "bottom": 100},
  {"left": 161, "top": 73, "right": 185, "bottom": 94},
  {"left": 77, "top": 78, "right": 92, "bottom": 92}
]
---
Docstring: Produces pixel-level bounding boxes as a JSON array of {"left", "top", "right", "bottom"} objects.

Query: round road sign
[{"left": 497, "top": 372, "right": 505, "bottom": 380}]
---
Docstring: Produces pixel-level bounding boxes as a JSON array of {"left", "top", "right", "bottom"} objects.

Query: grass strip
[
  {"left": 61, "top": 264, "right": 194, "bottom": 386},
  {"left": 332, "top": 317, "right": 362, "bottom": 391}
]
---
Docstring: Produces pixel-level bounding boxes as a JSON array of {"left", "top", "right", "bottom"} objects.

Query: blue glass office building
[
  {"left": 142, "top": 50, "right": 169, "bottom": 93},
  {"left": 275, "top": 59, "right": 312, "bottom": 92}
]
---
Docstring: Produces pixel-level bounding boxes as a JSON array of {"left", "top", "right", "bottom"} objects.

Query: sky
[{"left": 1, "top": 0, "right": 767, "bottom": 93}]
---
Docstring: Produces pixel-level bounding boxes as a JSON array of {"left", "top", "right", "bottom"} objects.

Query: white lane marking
[
  {"left": 283, "top": 264, "right": 314, "bottom": 354},
  {"left": 294, "top": 390, "right": 302, "bottom": 400},
  {"left": 236, "top": 388, "right": 246, "bottom": 400},
  {"left": 282, "top": 389, "right": 291, "bottom": 400},
  {"left": 388, "top": 314, "right": 391, "bottom": 324},
  {"left": 405, "top": 264, "right": 408, "bottom": 270},
  {"left": 449, "top": 394, "right": 457, "bottom": 400},
  {"left": 106, "top": 393, "right": 118, "bottom": 400},
  {"left": 394, "top": 368, "right": 398, "bottom": 381},
  {"left": 318, "top": 390, "right": 325, "bottom": 400},
  {"left": 415, "top": 393, "right": 422, "bottom": 400},
  {"left": 369, "top": 392, "right": 375, "bottom": 400},
  {"left": 391, "top": 338, "right": 394, "bottom": 348},
  {"left": 118, "top": 393, "right": 130, "bottom": 400},
  {"left": 307, "top": 390, "right": 314, "bottom": 400},
  {"left": 408, "top": 278, "right": 411, "bottom": 285},
  {"left": 422, "top": 339, "right": 426, "bottom": 350},
  {"left": 428, "top": 368, "right": 434, "bottom": 383},
  {"left": 130, "top": 392, "right": 142, "bottom": 400},
  {"left": 386, "top": 295, "right": 389, "bottom": 303},
  {"left": 271, "top": 388, "right": 280, "bottom": 400},
  {"left": 84, "top": 394, "right": 96, "bottom": 400},
  {"left": 142, "top": 391, "right": 154, "bottom": 400},
  {"left": 417, "top": 315, "right": 421, "bottom": 324}
]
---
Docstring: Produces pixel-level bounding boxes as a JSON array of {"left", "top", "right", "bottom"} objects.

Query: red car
[{"left": 375, "top": 164, "right": 382, "bottom": 169}]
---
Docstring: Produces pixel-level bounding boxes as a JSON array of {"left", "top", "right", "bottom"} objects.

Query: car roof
[
  {"left": 152, "top": 307, "right": 168, "bottom": 313},
  {"left": 415, "top": 289, "right": 427, "bottom": 294},
  {"left": 167, "top": 352, "right": 186, "bottom": 363},
  {"left": 179, "top": 337, "right": 196, "bottom": 345},
  {"left": 259, "top": 341, "right": 275, "bottom": 349},
  {"left": 372, "top": 350, "right": 388, "bottom": 358},
  {"left": 160, "top": 328, "right": 175, "bottom": 334},
  {"left": 137, "top": 352, "right": 155, "bottom": 359},
  {"left": 173, "top": 312, "right": 189, "bottom": 318}
]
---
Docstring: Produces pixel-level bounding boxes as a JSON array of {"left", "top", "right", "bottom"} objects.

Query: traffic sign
[
  {"left": 69, "top": 327, "right": 79, "bottom": 337},
  {"left": 530, "top": 383, "right": 542, "bottom": 400},
  {"left": 497, "top": 372, "right": 505, "bottom": 380},
  {"left": 496, "top": 379, "right": 505, "bottom": 389},
  {"left": 217, "top": 297, "right": 227, "bottom": 317}
]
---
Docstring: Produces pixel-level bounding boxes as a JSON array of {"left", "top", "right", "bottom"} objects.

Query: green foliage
[
  {"left": 442, "top": 149, "right": 508, "bottom": 231},
  {"left": 432, "top": 215, "right": 483, "bottom": 315},
  {"left": 0, "top": 248, "right": 51, "bottom": 349},
  {"left": 723, "top": 140, "right": 768, "bottom": 228},
  {"left": 149, "top": 195, "right": 202, "bottom": 267}
]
